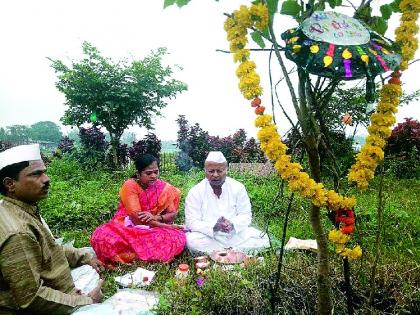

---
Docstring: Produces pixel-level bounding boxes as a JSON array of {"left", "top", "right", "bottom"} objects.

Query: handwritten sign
[{"left": 301, "top": 11, "right": 370, "bottom": 46}]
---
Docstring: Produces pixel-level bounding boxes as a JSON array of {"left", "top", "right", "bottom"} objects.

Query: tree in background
[
  {"left": 3, "top": 125, "right": 30, "bottom": 144},
  {"left": 0, "top": 121, "right": 62, "bottom": 146},
  {"left": 30, "top": 121, "right": 62, "bottom": 144},
  {"left": 49, "top": 42, "right": 187, "bottom": 167}
]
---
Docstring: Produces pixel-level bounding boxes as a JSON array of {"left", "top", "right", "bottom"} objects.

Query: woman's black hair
[
  {"left": 134, "top": 154, "right": 159, "bottom": 173},
  {"left": 0, "top": 161, "right": 29, "bottom": 195}
]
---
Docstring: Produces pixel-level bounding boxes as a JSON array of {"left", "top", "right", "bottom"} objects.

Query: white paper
[
  {"left": 114, "top": 267, "right": 155, "bottom": 287},
  {"left": 73, "top": 289, "right": 158, "bottom": 315},
  {"left": 71, "top": 265, "right": 100, "bottom": 295},
  {"left": 284, "top": 237, "right": 318, "bottom": 251}
]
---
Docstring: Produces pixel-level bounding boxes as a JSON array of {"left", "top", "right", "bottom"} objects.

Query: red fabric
[{"left": 90, "top": 179, "right": 185, "bottom": 264}]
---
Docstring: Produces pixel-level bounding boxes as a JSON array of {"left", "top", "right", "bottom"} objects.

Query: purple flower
[{"left": 196, "top": 277, "right": 205, "bottom": 287}]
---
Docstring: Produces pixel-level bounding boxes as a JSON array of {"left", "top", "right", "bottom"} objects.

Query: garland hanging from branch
[{"left": 223, "top": 1, "right": 419, "bottom": 259}]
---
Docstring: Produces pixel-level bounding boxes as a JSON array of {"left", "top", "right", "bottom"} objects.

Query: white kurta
[{"left": 185, "top": 177, "right": 270, "bottom": 254}]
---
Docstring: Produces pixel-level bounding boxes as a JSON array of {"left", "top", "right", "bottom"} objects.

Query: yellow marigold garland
[
  {"left": 348, "top": 0, "right": 419, "bottom": 189},
  {"left": 225, "top": 2, "right": 419, "bottom": 260}
]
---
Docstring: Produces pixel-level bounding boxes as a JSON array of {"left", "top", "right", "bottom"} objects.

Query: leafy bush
[
  {"left": 386, "top": 117, "right": 420, "bottom": 156},
  {"left": 385, "top": 147, "right": 420, "bottom": 179},
  {"left": 54, "top": 128, "right": 162, "bottom": 170},
  {"left": 175, "top": 115, "right": 266, "bottom": 169},
  {"left": 128, "top": 133, "right": 161, "bottom": 160},
  {"left": 385, "top": 118, "right": 420, "bottom": 179},
  {"left": 56, "top": 136, "right": 75, "bottom": 154}
]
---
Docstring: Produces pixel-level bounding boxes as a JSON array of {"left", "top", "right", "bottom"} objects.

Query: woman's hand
[
  {"left": 137, "top": 212, "right": 156, "bottom": 223},
  {"left": 171, "top": 224, "right": 187, "bottom": 230}
]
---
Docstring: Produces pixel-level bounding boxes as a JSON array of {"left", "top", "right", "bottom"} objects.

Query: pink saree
[{"left": 90, "top": 179, "right": 186, "bottom": 263}]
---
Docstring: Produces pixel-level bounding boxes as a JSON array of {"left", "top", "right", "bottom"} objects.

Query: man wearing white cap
[
  {"left": 185, "top": 151, "right": 270, "bottom": 254},
  {"left": 0, "top": 144, "right": 103, "bottom": 314}
]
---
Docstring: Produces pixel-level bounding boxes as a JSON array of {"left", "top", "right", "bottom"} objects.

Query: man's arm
[
  {"left": 0, "top": 233, "right": 92, "bottom": 314},
  {"left": 229, "top": 184, "right": 252, "bottom": 233},
  {"left": 185, "top": 188, "right": 216, "bottom": 237},
  {"left": 62, "top": 246, "right": 93, "bottom": 268}
]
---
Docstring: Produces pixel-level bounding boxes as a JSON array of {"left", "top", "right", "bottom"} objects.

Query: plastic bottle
[{"left": 175, "top": 263, "right": 189, "bottom": 282}]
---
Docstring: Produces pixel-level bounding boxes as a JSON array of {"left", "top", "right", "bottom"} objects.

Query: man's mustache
[{"left": 42, "top": 182, "right": 50, "bottom": 190}]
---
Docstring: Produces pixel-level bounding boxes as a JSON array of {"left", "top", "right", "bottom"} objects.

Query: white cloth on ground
[{"left": 185, "top": 177, "right": 270, "bottom": 254}]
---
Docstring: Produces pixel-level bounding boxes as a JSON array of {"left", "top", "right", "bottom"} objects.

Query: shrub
[
  {"left": 385, "top": 147, "right": 420, "bottom": 179},
  {"left": 175, "top": 116, "right": 266, "bottom": 168},
  {"left": 128, "top": 133, "right": 161, "bottom": 160},
  {"left": 56, "top": 136, "right": 74, "bottom": 154},
  {"left": 386, "top": 117, "right": 420, "bottom": 157},
  {"left": 385, "top": 118, "right": 420, "bottom": 179},
  {"left": 79, "top": 126, "right": 107, "bottom": 151}
]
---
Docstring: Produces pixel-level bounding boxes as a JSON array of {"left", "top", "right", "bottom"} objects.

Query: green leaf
[
  {"left": 261, "top": 28, "right": 270, "bottom": 40},
  {"left": 163, "top": 0, "right": 176, "bottom": 8},
  {"left": 327, "top": 0, "right": 337, "bottom": 9},
  {"left": 380, "top": 4, "right": 393, "bottom": 20},
  {"left": 176, "top": 0, "right": 190, "bottom": 7},
  {"left": 251, "top": 31, "right": 266, "bottom": 49},
  {"left": 371, "top": 16, "right": 388, "bottom": 35},
  {"left": 280, "top": 0, "right": 301, "bottom": 18},
  {"left": 390, "top": 0, "right": 401, "bottom": 13},
  {"left": 267, "top": 0, "right": 278, "bottom": 20}
]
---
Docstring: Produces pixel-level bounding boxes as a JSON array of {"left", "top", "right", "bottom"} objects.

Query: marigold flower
[
  {"left": 255, "top": 114, "right": 272, "bottom": 127},
  {"left": 328, "top": 229, "right": 350, "bottom": 244},
  {"left": 234, "top": 5, "right": 253, "bottom": 28},
  {"left": 250, "top": 3, "right": 269, "bottom": 30}
]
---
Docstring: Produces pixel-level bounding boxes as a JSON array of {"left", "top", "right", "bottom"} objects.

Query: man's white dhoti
[
  {"left": 186, "top": 227, "right": 269, "bottom": 254},
  {"left": 185, "top": 177, "right": 270, "bottom": 255}
]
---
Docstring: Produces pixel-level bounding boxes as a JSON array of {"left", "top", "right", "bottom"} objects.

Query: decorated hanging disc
[
  {"left": 90, "top": 112, "right": 97, "bottom": 123},
  {"left": 281, "top": 11, "right": 401, "bottom": 81}
]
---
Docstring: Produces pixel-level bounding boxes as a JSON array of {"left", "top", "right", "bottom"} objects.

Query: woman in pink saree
[{"left": 91, "top": 154, "right": 186, "bottom": 264}]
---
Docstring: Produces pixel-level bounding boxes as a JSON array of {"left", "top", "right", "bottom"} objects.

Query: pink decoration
[
  {"left": 375, "top": 55, "right": 390, "bottom": 72},
  {"left": 327, "top": 43, "right": 335, "bottom": 56}
]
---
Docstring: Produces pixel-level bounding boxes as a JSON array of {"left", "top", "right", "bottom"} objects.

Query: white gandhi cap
[
  {"left": 0, "top": 144, "right": 42, "bottom": 172},
  {"left": 205, "top": 151, "right": 227, "bottom": 164}
]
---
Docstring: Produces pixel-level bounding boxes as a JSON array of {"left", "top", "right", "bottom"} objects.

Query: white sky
[{"left": 0, "top": 0, "right": 419, "bottom": 141}]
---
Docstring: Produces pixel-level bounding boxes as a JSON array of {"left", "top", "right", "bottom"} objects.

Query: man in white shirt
[{"left": 185, "top": 151, "right": 270, "bottom": 254}]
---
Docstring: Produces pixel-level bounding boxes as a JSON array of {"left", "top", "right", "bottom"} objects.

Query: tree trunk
[
  {"left": 306, "top": 136, "right": 332, "bottom": 315},
  {"left": 298, "top": 71, "right": 332, "bottom": 314},
  {"left": 109, "top": 133, "right": 120, "bottom": 169}
]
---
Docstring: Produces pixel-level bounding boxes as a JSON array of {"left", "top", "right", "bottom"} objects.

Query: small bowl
[
  {"left": 196, "top": 261, "right": 210, "bottom": 269},
  {"left": 194, "top": 256, "right": 208, "bottom": 263}
]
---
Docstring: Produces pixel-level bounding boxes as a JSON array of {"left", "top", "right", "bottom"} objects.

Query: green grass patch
[{"left": 35, "top": 158, "right": 420, "bottom": 314}]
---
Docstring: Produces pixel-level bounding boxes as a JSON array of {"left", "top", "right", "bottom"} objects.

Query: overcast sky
[{"left": 0, "top": 0, "right": 418, "bottom": 141}]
